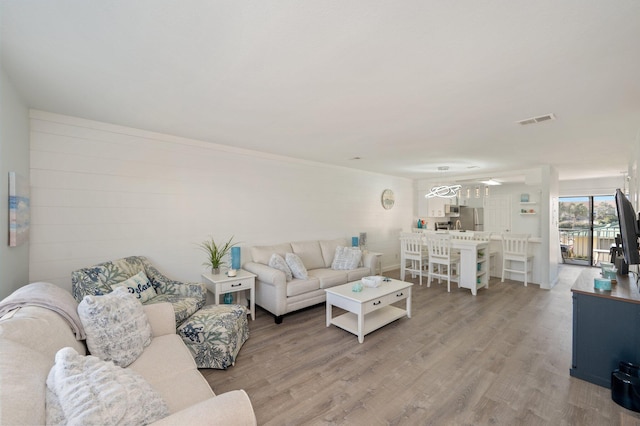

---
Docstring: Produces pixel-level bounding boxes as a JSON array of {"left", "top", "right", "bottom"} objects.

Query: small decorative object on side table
[{"left": 201, "top": 269, "right": 256, "bottom": 320}]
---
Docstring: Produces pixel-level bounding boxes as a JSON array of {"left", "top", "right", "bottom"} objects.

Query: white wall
[
  {"left": 541, "top": 165, "right": 560, "bottom": 289},
  {"left": 481, "top": 183, "right": 543, "bottom": 237},
  {"left": 29, "top": 111, "right": 413, "bottom": 291},
  {"left": 559, "top": 176, "right": 625, "bottom": 197},
  {"left": 629, "top": 142, "right": 639, "bottom": 210},
  {"left": 0, "top": 66, "right": 30, "bottom": 300}
]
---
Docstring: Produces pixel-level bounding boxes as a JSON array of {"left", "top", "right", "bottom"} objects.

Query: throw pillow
[
  {"left": 78, "top": 286, "right": 152, "bottom": 367},
  {"left": 331, "top": 246, "right": 363, "bottom": 270},
  {"left": 46, "top": 347, "right": 169, "bottom": 425},
  {"left": 285, "top": 252, "right": 308, "bottom": 280},
  {"left": 111, "top": 270, "right": 156, "bottom": 303},
  {"left": 269, "top": 253, "right": 293, "bottom": 281}
]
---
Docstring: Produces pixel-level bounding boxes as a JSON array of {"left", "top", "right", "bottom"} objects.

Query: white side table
[{"left": 201, "top": 269, "right": 256, "bottom": 320}]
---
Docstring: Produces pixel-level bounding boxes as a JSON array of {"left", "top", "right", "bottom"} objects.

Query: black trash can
[
  {"left": 619, "top": 361, "right": 640, "bottom": 378},
  {"left": 612, "top": 361, "right": 640, "bottom": 412}
]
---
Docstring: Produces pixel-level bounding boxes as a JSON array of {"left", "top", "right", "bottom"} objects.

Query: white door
[{"left": 485, "top": 196, "right": 511, "bottom": 233}]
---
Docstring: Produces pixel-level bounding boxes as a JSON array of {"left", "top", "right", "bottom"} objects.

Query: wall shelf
[{"left": 520, "top": 200, "right": 537, "bottom": 215}]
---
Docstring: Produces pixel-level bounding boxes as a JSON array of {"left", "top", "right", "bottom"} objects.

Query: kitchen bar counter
[
  {"left": 451, "top": 239, "right": 489, "bottom": 295},
  {"left": 412, "top": 230, "right": 544, "bottom": 285}
]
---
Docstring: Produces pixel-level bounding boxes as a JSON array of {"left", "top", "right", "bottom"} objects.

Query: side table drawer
[
  {"left": 218, "top": 277, "right": 253, "bottom": 293},
  {"left": 363, "top": 287, "right": 410, "bottom": 314}
]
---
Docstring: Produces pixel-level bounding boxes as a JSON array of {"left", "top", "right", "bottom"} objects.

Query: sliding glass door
[{"left": 559, "top": 195, "right": 619, "bottom": 266}]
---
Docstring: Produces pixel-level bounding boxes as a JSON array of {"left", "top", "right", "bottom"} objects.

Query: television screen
[{"left": 615, "top": 188, "right": 640, "bottom": 266}]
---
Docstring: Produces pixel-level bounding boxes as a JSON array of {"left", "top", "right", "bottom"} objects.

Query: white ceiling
[{"left": 2, "top": 1, "right": 640, "bottom": 182}]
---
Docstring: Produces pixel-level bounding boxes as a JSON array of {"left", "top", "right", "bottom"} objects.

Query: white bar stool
[{"left": 501, "top": 233, "right": 534, "bottom": 286}]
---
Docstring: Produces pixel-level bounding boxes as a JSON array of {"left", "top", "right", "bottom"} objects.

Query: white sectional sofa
[
  {"left": 0, "top": 295, "right": 256, "bottom": 425},
  {"left": 243, "top": 238, "right": 378, "bottom": 323}
]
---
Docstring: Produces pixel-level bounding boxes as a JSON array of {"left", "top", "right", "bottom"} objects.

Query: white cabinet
[
  {"left": 426, "top": 196, "right": 448, "bottom": 217},
  {"left": 418, "top": 190, "right": 452, "bottom": 217},
  {"left": 418, "top": 190, "right": 429, "bottom": 217}
]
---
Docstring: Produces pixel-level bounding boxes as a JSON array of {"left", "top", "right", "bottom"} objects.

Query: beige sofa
[
  {"left": 0, "top": 300, "right": 256, "bottom": 425},
  {"left": 243, "top": 238, "right": 378, "bottom": 323}
]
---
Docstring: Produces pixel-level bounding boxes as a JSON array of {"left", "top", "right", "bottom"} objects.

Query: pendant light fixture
[{"left": 424, "top": 166, "right": 461, "bottom": 199}]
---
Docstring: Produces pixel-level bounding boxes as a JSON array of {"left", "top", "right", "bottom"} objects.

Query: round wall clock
[{"left": 381, "top": 189, "right": 395, "bottom": 210}]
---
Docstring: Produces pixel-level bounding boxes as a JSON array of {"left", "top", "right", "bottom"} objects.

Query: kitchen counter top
[
  {"left": 411, "top": 229, "right": 541, "bottom": 242},
  {"left": 490, "top": 234, "right": 541, "bottom": 243}
]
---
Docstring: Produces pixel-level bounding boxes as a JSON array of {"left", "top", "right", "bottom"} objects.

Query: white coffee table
[{"left": 325, "top": 278, "right": 412, "bottom": 343}]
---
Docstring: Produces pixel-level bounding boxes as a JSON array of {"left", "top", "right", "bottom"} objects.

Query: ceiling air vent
[{"left": 517, "top": 113, "right": 556, "bottom": 126}]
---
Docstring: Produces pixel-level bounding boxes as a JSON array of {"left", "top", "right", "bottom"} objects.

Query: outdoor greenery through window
[{"left": 559, "top": 196, "right": 619, "bottom": 266}]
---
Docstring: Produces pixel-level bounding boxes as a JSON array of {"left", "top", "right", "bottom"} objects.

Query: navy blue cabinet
[{"left": 571, "top": 290, "right": 640, "bottom": 387}]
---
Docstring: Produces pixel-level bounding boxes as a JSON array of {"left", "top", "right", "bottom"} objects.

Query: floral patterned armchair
[{"left": 72, "top": 256, "right": 206, "bottom": 327}]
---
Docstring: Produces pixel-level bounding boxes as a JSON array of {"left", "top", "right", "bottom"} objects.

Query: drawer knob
[
  {"left": 231, "top": 283, "right": 242, "bottom": 288},
  {"left": 396, "top": 292, "right": 403, "bottom": 297},
  {"left": 373, "top": 301, "right": 381, "bottom": 306}
]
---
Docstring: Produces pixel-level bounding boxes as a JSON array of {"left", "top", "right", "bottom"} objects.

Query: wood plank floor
[{"left": 202, "top": 266, "right": 640, "bottom": 425}]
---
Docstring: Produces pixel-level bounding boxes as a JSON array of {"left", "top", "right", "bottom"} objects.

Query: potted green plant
[{"left": 198, "top": 236, "right": 236, "bottom": 275}]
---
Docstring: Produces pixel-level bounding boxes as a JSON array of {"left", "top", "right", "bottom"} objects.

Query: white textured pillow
[
  {"left": 46, "top": 347, "right": 169, "bottom": 426},
  {"left": 111, "top": 270, "right": 156, "bottom": 303},
  {"left": 78, "top": 286, "right": 152, "bottom": 367},
  {"left": 269, "top": 253, "right": 293, "bottom": 281},
  {"left": 331, "top": 246, "right": 363, "bottom": 270},
  {"left": 285, "top": 252, "right": 308, "bottom": 280}
]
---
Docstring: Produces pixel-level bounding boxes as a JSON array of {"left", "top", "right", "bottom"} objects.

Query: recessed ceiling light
[{"left": 480, "top": 178, "right": 502, "bottom": 186}]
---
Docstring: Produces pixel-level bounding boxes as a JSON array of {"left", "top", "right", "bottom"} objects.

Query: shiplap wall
[
  {"left": 0, "top": 67, "right": 30, "bottom": 300},
  {"left": 29, "top": 111, "right": 412, "bottom": 291}
]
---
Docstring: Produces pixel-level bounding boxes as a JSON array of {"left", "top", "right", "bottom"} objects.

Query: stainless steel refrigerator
[{"left": 458, "top": 207, "right": 484, "bottom": 231}]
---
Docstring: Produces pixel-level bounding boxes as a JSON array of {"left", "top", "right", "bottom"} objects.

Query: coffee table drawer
[{"left": 362, "top": 287, "right": 410, "bottom": 314}]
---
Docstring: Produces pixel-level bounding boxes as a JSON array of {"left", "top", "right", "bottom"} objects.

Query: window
[{"left": 559, "top": 195, "right": 619, "bottom": 266}]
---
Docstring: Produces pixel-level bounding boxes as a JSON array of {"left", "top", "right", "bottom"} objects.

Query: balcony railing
[{"left": 560, "top": 226, "right": 619, "bottom": 265}]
